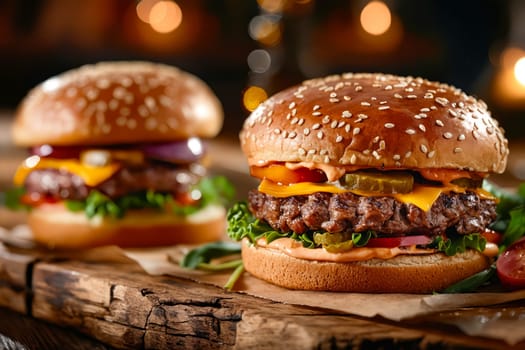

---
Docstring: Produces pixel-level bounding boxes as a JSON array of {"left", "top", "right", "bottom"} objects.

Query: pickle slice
[
  {"left": 450, "top": 177, "right": 482, "bottom": 189},
  {"left": 313, "top": 232, "right": 354, "bottom": 253},
  {"left": 342, "top": 171, "right": 414, "bottom": 194}
]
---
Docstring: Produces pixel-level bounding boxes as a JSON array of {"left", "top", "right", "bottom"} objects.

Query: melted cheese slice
[
  {"left": 14, "top": 156, "right": 121, "bottom": 187},
  {"left": 258, "top": 178, "right": 495, "bottom": 212}
]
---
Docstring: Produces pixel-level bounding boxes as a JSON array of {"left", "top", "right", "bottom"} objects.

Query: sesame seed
[
  {"left": 435, "top": 120, "right": 444, "bottom": 127},
  {"left": 419, "top": 124, "right": 426, "bottom": 132},
  {"left": 303, "top": 128, "right": 310, "bottom": 135},
  {"left": 312, "top": 123, "right": 321, "bottom": 130},
  {"left": 331, "top": 120, "right": 338, "bottom": 128},
  {"left": 379, "top": 140, "right": 386, "bottom": 150},
  {"left": 384, "top": 123, "right": 395, "bottom": 128},
  {"left": 458, "top": 134, "right": 465, "bottom": 141},
  {"left": 312, "top": 111, "right": 322, "bottom": 116},
  {"left": 313, "top": 104, "right": 321, "bottom": 111},
  {"left": 355, "top": 86, "right": 363, "bottom": 92},
  {"left": 405, "top": 151, "right": 412, "bottom": 158},
  {"left": 342, "top": 110, "right": 352, "bottom": 118},
  {"left": 345, "top": 124, "right": 351, "bottom": 133},
  {"left": 405, "top": 128, "right": 416, "bottom": 135},
  {"left": 472, "top": 130, "right": 480, "bottom": 139},
  {"left": 329, "top": 98, "right": 340, "bottom": 103},
  {"left": 274, "top": 128, "right": 281, "bottom": 134},
  {"left": 394, "top": 93, "right": 403, "bottom": 99},
  {"left": 330, "top": 92, "right": 337, "bottom": 98},
  {"left": 448, "top": 109, "right": 458, "bottom": 118},
  {"left": 372, "top": 151, "right": 381, "bottom": 160},
  {"left": 393, "top": 154, "right": 401, "bottom": 160},
  {"left": 320, "top": 149, "right": 328, "bottom": 156},
  {"left": 291, "top": 109, "right": 297, "bottom": 117},
  {"left": 384, "top": 85, "right": 393, "bottom": 90},
  {"left": 443, "top": 132, "right": 453, "bottom": 139},
  {"left": 291, "top": 117, "right": 298, "bottom": 125},
  {"left": 343, "top": 96, "right": 351, "bottom": 101},
  {"left": 289, "top": 102, "right": 296, "bottom": 109},
  {"left": 378, "top": 106, "right": 390, "bottom": 110},
  {"left": 336, "top": 135, "right": 343, "bottom": 143},
  {"left": 350, "top": 154, "right": 357, "bottom": 164},
  {"left": 407, "top": 95, "right": 417, "bottom": 99},
  {"left": 435, "top": 97, "right": 449, "bottom": 107},
  {"left": 288, "top": 131, "right": 297, "bottom": 139},
  {"left": 373, "top": 136, "right": 380, "bottom": 143},
  {"left": 427, "top": 150, "right": 435, "bottom": 158},
  {"left": 420, "top": 107, "right": 431, "bottom": 112},
  {"left": 420, "top": 144, "right": 428, "bottom": 153},
  {"left": 361, "top": 101, "right": 371, "bottom": 107},
  {"left": 353, "top": 127, "right": 361, "bottom": 135},
  {"left": 298, "top": 118, "right": 305, "bottom": 126},
  {"left": 380, "top": 100, "right": 388, "bottom": 104},
  {"left": 322, "top": 115, "right": 331, "bottom": 124},
  {"left": 405, "top": 87, "right": 414, "bottom": 92},
  {"left": 298, "top": 148, "right": 306, "bottom": 156},
  {"left": 454, "top": 147, "right": 463, "bottom": 153},
  {"left": 338, "top": 121, "right": 346, "bottom": 128},
  {"left": 308, "top": 149, "right": 316, "bottom": 155}
]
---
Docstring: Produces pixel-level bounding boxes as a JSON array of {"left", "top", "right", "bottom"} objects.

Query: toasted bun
[
  {"left": 13, "top": 61, "right": 223, "bottom": 146},
  {"left": 241, "top": 73, "right": 508, "bottom": 173},
  {"left": 241, "top": 239, "right": 490, "bottom": 293},
  {"left": 28, "top": 203, "right": 226, "bottom": 249}
]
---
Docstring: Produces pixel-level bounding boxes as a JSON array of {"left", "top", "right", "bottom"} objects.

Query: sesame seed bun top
[
  {"left": 13, "top": 61, "right": 224, "bottom": 146},
  {"left": 240, "top": 73, "right": 509, "bottom": 174}
]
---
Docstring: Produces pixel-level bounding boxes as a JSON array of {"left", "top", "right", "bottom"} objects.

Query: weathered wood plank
[
  {"left": 0, "top": 246, "right": 35, "bottom": 313},
  {"left": 29, "top": 260, "right": 521, "bottom": 350}
]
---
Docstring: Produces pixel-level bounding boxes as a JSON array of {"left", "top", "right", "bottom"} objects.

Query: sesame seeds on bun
[
  {"left": 240, "top": 73, "right": 509, "bottom": 174},
  {"left": 13, "top": 61, "right": 224, "bottom": 146}
]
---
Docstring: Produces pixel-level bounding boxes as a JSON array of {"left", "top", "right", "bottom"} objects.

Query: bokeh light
[
  {"left": 136, "top": 0, "right": 160, "bottom": 23},
  {"left": 243, "top": 86, "right": 268, "bottom": 112},
  {"left": 247, "top": 49, "right": 272, "bottom": 73},
  {"left": 249, "top": 15, "right": 282, "bottom": 46},
  {"left": 514, "top": 56, "right": 525, "bottom": 87},
  {"left": 149, "top": 1, "right": 183, "bottom": 33},
  {"left": 360, "top": 1, "right": 391, "bottom": 36}
]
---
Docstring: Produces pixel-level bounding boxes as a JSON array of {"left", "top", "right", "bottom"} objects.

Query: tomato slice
[
  {"left": 30, "top": 144, "right": 87, "bottom": 159},
  {"left": 366, "top": 235, "right": 432, "bottom": 248},
  {"left": 481, "top": 228, "right": 503, "bottom": 245},
  {"left": 497, "top": 237, "right": 525, "bottom": 290},
  {"left": 250, "top": 165, "right": 327, "bottom": 184},
  {"left": 20, "top": 193, "right": 60, "bottom": 207}
]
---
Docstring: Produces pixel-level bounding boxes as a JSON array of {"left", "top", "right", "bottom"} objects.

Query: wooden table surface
[{"left": 1, "top": 113, "right": 525, "bottom": 349}]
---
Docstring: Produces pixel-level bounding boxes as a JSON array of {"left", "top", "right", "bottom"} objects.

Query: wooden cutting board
[{"left": 0, "top": 245, "right": 520, "bottom": 350}]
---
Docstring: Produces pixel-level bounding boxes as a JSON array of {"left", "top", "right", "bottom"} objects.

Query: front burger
[
  {"left": 228, "top": 73, "right": 509, "bottom": 293},
  {"left": 10, "top": 61, "right": 233, "bottom": 249}
]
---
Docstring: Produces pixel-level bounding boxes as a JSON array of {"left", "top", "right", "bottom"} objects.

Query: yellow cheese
[
  {"left": 258, "top": 178, "right": 495, "bottom": 212},
  {"left": 14, "top": 156, "right": 121, "bottom": 187}
]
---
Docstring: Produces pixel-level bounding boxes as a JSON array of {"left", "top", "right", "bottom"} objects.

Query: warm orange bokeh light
[
  {"left": 136, "top": 0, "right": 160, "bottom": 23},
  {"left": 243, "top": 86, "right": 268, "bottom": 112},
  {"left": 514, "top": 57, "right": 525, "bottom": 87},
  {"left": 149, "top": 1, "right": 182, "bottom": 33},
  {"left": 360, "top": 1, "right": 391, "bottom": 36}
]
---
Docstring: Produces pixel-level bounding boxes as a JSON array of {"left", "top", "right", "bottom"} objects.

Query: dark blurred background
[{"left": 0, "top": 0, "right": 524, "bottom": 142}]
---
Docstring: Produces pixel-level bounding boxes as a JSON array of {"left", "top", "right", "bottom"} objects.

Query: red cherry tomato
[
  {"left": 497, "top": 237, "right": 525, "bottom": 290},
  {"left": 250, "top": 165, "right": 327, "bottom": 184},
  {"left": 366, "top": 235, "right": 432, "bottom": 248}
]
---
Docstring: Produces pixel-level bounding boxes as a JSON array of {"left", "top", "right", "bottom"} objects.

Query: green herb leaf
[
  {"left": 4, "top": 187, "right": 31, "bottom": 211},
  {"left": 180, "top": 241, "right": 241, "bottom": 269},
  {"left": 442, "top": 264, "right": 497, "bottom": 293},
  {"left": 502, "top": 206, "right": 525, "bottom": 250}
]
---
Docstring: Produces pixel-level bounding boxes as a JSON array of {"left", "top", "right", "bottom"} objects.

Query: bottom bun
[
  {"left": 28, "top": 203, "right": 226, "bottom": 249},
  {"left": 241, "top": 239, "right": 490, "bottom": 293}
]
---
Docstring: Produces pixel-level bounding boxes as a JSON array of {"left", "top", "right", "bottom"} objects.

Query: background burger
[
  {"left": 8, "top": 61, "right": 233, "bottom": 249},
  {"left": 228, "top": 73, "right": 509, "bottom": 293}
]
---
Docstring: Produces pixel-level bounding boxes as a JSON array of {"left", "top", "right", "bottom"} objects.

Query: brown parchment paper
[{"left": 2, "top": 225, "right": 525, "bottom": 345}]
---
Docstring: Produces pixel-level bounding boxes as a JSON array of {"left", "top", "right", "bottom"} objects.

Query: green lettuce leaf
[{"left": 431, "top": 233, "right": 486, "bottom": 256}]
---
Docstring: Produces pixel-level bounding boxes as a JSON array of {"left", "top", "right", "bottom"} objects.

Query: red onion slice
[{"left": 139, "top": 137, "right": 205, "bottom": 163}]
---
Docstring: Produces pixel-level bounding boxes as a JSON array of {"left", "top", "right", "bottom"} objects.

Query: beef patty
[
  {"left": 248, "top": 190, "right": 497, "bottom": 236},
  {"left": 24, "top": 162, "right": 205, "bottom": 200}
]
